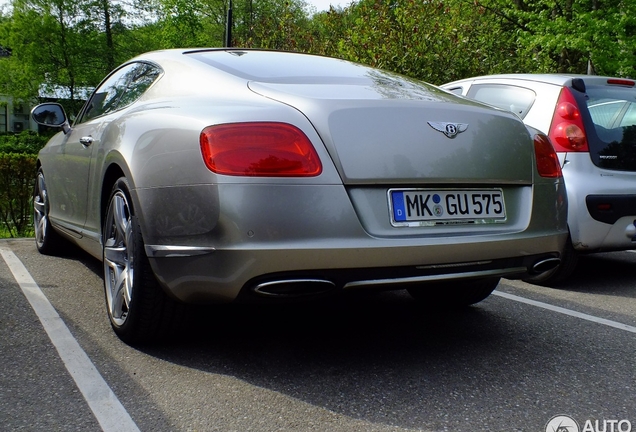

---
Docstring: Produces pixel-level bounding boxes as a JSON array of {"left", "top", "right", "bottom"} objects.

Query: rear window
[
  {"left": 582, "top": 83, "right": 636, "bottom": 171},
  {"left": 188, "top": 50, "right": 371, "bottom": 83},
  {"left": 466, "top": 84, "right": 536, "bottom": 118},
  {"left": 187, "top": 50, "right": 452, "bottom": 101}
]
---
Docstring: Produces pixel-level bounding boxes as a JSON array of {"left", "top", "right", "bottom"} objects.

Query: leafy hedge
[{"left": 0, "top": 131, "right": 49, "bottom": 238}]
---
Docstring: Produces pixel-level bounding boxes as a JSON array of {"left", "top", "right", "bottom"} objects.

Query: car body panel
[{"left": 35, "top": 50, "right": 568, "bottom": 303}]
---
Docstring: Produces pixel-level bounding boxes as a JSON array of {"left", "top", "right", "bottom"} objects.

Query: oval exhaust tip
[
  {"left": 252, "top": 279, "right": 336, "bottom": 298},
  {"left": 532, "top": 257, "right": 561, "bottom": 274}
]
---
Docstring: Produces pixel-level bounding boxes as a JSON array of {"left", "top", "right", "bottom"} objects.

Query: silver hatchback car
[
  {"left": 31, "top": 50, "right": 568, "bottom": 343},
  {"left": 442, "top": 74, "right": 636, "bottom": 284}
]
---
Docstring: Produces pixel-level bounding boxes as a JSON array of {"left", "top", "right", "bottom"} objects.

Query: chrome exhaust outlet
[
  {"left": 531, "top": 257, "right": 561, "bottom": 274},
  {"left": 252, "top": 279, "right": 336, "bottom": 298}
]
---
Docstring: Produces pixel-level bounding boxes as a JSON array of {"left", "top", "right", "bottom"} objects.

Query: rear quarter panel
[{"left": 96, "top": 95, "right": 342, "bottom": 248}]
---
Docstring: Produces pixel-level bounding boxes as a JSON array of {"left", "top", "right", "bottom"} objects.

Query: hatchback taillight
[
  {"left": 200, "top": 122, "right": 322, "bottom": 177},
  {"left": 548, "top": 87, "right": 589, "bottom": 152},
  {"left": 533, "top": 132, "right": 563, "bottom": 178}
]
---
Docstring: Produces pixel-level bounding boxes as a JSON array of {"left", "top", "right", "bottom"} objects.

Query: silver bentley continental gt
[{"left": 31, "top": 49, "right": 568, "bottom": 344}]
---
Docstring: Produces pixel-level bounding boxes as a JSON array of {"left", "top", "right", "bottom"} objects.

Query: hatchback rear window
[
  {"left": 582, "top": 83, "right": 636, "bottom": 171},
  {"left": 466, "top": 84, "right": 536, "bottom": 119}
]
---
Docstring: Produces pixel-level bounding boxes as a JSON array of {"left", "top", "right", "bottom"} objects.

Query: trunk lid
[{"left": 249, "top": 80, "right": 534, "bottom": 185}]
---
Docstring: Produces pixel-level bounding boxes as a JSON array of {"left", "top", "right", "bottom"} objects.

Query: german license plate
[{"left": 389, "top": 189, "right": 506, "bottom": 226}]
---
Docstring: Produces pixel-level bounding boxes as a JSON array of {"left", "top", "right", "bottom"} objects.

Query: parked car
[
  {"left": 31, "top": 49, "right": 568, "bottom": 343},
  {"left": 442, "top": 74, "right": 636, "bottom": 285}
]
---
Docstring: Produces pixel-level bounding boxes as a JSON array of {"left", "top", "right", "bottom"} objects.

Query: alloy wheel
[{"left": 103, "top": 190, "right": 135, "bottom": 327}]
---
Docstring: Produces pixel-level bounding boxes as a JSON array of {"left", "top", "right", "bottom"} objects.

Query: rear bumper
[
  {"left": 579, "top": 195, "right": 636, "bottom": 250},
  {"left": 146, "top": 233, "right": 567, "bottom": 303},
  {"left": 560, "top": 154, "right": 636, "bottom": 250},
  {"left": 137, "top": 180, "right": 567, "bottom": 303}
]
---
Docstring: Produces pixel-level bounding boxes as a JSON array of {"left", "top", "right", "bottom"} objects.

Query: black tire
[
  {"left": 523, "top": 234, "right": 578, "bottom": 287},
  {"left": 407, "top": 277, "right": 500, "bottom": 307},
  {"left": 102, "top": 177, "right": 184, "bottom": 344},
  {"left": 33, "top": 168, "right": 66, "bottom": 255}
]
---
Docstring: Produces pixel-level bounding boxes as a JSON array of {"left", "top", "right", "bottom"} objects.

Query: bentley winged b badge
[{"left": 427, "top": 121, "right": 469, "bottom": 138}]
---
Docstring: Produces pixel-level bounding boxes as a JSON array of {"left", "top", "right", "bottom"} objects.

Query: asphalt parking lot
[{"left": 1, "top": 237, "right": 635, "bottom": 432}]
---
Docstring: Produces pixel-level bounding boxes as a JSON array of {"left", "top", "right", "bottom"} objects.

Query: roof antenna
[{"left": 224, "top": 0, "right": 233, "bottom": 47}]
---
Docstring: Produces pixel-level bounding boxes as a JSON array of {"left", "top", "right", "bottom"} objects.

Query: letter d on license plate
[{"left": 389, "top": 188, "right": 506, "bottom": 226}]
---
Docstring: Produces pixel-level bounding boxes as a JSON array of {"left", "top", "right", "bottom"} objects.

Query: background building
[{"left": 0, "top": 96, "right": 37, "bottom": 133}]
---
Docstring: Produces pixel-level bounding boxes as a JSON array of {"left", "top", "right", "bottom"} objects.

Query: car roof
[
  {"left": 130, "top": 48, "right": 376, "bottom": 83},
  {"left": 444, "top": 73, "right": 632, "bottom": 88},
  {"left": 132, "top": 48, "right": 343, "bottom": 69}
]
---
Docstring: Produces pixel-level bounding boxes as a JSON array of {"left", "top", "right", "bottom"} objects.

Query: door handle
[{"left": 80, "top": 136, "right": 94, "bottom": 146}]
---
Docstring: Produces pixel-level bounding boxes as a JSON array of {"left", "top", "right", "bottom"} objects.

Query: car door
[
  {"left": 80, "top": 62, "right": 164, "bottom": 242},
  {"left": 49, "top": 63, "right": 153, "bottom": 238},
  {"left": 43, "top": 108, "right": 106, "bottom": 238}
]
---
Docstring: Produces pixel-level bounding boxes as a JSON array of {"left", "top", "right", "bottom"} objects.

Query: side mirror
[{"left": 31, "top": 103, "right": 71, "bottom": 134}]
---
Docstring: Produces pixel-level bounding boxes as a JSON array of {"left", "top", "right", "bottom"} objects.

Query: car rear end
[
  {"left": 546, "top": 76, "right": 636, "bottom": 252},
  {"left": 443, "top": 74, "right": 636, "bottom": 254},
  {"left": 136, "top": 52, "right": 568, "bottom": 303}
]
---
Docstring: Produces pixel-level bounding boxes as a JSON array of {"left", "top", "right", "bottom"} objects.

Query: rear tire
[
  {"left": 33, "top": 168, "right": 66, "bottom": 255},
  {"left": 407, "top": 277, "right": 500, "bottom": 307},
  {"left": 523, "top": 235, "right": 578, "bottom": 286},
  {"left": 102, "top": 177, "right": 183, "bottom": 344}
]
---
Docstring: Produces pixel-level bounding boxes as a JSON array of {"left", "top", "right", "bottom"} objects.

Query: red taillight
[
  {"left": 548, "top": 87, "right": 589, "bottom": 152},
  {"left": 533, "top": 132, "right": 563, "bottom": 178},
  {"left": 200, "top": 122, "right": 322, "bottom": 177}
]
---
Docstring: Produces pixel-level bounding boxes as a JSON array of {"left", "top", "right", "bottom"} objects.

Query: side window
[
  {"left": 588, "top": 100, "right": 627, "bottom": 128},
  {"left": 620, "top": 103, "right": 636, "bottom": 127},
  {"left": 79, "top": 62, "right": 162, "bottom": 124},
  {"left": 466, "top": 84, "right": 536, "bottom": 119},
  {"left": 588, "top": 99, "right": 636, "bottom": 129}
]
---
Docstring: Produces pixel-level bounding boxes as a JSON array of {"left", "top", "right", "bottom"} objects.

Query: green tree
[
  {"left": 232, "top": 0, "right": 312, "bottom": 50},
  {"left": 150, "top": 0, "right": 312, "bottom": 50},
  {"left": 0, "top": 0, "right": 162, "bottom": 113},
  {"left": 151, "top": 0, "right": 225, "bottom": 48},
  {"left": 476, "top": 0, "right": 636, "bottom": 76},
  {"left": 309, "top": 0, "right": 527, "bottom": 84},
  {"left": 0, "top": 0, "right": 92, "bottom": 111}
]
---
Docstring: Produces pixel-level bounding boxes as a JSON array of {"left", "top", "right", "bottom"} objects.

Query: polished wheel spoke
[
  {"left": 104, "top": 244, "right": 127, "bottom": 267},
  {"left": 106, "top": 259, "right": 128, "bottom": 321},
  {"left": 35, "top": 217, "right": 46, "bottom": 244},
  {"left": 33, "top": 198, "right": 46, "bottom": 215},
  {"left": 113, "top": 195, "right": 129, "bottom": 241},
  {"left": 37, "top": 175, "right": 46, "bottom": 197},
  {"left": 34, "top": 174, "right": 49, "bottom": 247}
]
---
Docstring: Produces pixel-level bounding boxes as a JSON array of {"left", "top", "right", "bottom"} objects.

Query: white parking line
[
  {"left": 0, "top": 247, "right": 140, "bottom": 432},
  {"left": 494, "top": 290, "right": 636, "bottom": 334}
]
